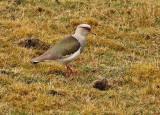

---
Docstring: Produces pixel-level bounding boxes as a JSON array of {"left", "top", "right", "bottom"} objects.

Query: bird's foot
[{"left": 66, "top": 65, "right": 77, "bottom": 79}]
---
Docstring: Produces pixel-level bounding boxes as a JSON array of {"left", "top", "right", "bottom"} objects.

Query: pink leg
[
  {"left": 66, "top": 65, "right": 74, "bottom": 77},
  {"left": 66, "top": 65, "right": 70, "bottom": 77},
  {"left": 67, "top": 66, "right": 73, "bottom": 74}
]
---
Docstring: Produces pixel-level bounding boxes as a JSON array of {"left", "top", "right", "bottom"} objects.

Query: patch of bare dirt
[{"left": 15, "top": 37, "right": 50, "bottom": 50}]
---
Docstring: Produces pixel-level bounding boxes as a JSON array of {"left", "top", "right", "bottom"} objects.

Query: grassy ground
[{"left": 0, "top": 0, "right": 160, "bottom": 114}]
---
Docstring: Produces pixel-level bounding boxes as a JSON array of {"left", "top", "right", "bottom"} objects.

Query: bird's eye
[{"left": 81, "top": 27, "right": 91, "bottom": 31}]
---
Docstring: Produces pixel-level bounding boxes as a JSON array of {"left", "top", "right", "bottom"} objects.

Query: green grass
[{"left": 0, "top": 0, "right": 160, "bottom": 114}]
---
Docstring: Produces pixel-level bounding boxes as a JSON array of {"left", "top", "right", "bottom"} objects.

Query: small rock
[
  {"left": 156, "top": 85, "right": 160, "bottom": 88},
  {"left": 93, "top": 78, "right": 111, "bottom": 91},
  {"left": 48, "top": 90, "right": 58, "bottom": 96},
  {"left": 145, "top": 35, "right": 151, "bottom": 40},
  {"left": 55, "top": 0, "right": 60, "bottom": 5},
  {"left": 8, "top": 0, "right": 24, "bottom": 5},
  {"left": 14, "top": 0, "right": 22, "bottom": 5},
  {"left": 37, "top": 7, "right": 44, "bottom": 12},
  {"left": 1, "top": 70, "right": 9, "bottom": 75}
]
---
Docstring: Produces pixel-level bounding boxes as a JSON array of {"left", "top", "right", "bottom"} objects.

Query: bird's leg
[
  {"left": 66, "top": 65, "right": 70, "bottom": 77},
  {"left": 67, "top": 66, "right": 73, "bottom": 74},
  {"left": 67, "top": 65, "right": 77, "bottom": 76},
  {"left": 66, "top": 65, "right": 74, "bottom": 77}
]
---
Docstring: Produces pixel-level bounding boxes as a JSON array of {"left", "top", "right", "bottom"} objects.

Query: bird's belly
[{"left": 56, "top": 48, "right": 81, "bottom": 64}]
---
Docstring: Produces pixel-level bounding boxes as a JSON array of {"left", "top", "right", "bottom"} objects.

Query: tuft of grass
[
  {"left": 131, "top": 64, "right": 159, "bottom": 80},
  {"left": 71, "top": 17, "right": 98, "bottom": 27}
]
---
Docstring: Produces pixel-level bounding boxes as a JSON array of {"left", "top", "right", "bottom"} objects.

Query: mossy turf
[{"left": 0, "top": 0, "right": 160, "bottom": 114}]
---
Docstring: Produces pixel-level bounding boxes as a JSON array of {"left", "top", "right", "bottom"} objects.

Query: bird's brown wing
[{"left": 31, "top": 36, "right": 80, "bottom": 63}]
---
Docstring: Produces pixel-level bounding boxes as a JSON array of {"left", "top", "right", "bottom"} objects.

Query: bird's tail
[
  {"left": 31, "top": 55, "right": 47, "bottom": 64},
  {"left": 31, "top": 58, "right": 40, "bottom": 64},
  {"left": 31, "top": 61, "right": 39, "bottom": 64}
]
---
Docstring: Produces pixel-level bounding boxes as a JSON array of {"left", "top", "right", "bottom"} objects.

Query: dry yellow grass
[{"left": 0, "top": 0, "right": 160, "bottom": 114}]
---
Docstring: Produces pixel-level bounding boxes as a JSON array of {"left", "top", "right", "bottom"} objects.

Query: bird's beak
[{"left": 90, "top": 30, "right": 96, "bottom": 35}]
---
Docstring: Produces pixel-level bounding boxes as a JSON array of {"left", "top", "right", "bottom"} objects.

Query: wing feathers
[{"left": 31, "top": 36, "right": 80, "bottom": 63}]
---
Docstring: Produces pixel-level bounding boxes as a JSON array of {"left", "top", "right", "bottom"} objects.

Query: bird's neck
[
  {"left": 72, "top": 33, "right": 87, "bottom": 52},
  {"left": 72, "top": 33, "right": 87, "bottom": 42}
]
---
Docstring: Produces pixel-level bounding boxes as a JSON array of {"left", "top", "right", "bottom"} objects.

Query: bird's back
[{"left": 31, "top": 36, "right": 80, "bottom": 63}]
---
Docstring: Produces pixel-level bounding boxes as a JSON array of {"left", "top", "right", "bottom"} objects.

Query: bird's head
[{"left": 75, "top": 24, "right": 96, "bottom": 36}]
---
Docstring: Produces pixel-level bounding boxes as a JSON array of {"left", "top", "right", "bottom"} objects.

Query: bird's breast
[{"left": 56, "top": 47, "right": 81, "bottom": 64}]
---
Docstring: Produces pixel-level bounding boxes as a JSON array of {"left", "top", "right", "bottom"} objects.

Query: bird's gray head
[{"left": 75, "top": 24, "right": 96, "bottom": 36}]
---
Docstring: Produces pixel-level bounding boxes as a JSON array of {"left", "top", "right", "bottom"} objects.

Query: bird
[{"left": 31, "top": 24, "right": 96, "bottom": 77}]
